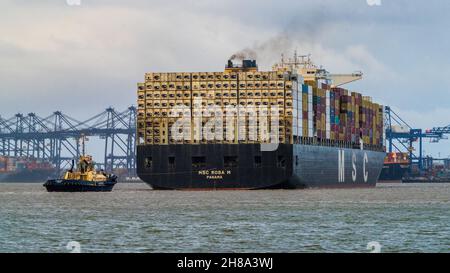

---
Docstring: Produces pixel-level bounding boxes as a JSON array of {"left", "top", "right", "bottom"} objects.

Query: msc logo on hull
[{"left": 338, "top": 150, "right": 369, "bottom": 183}]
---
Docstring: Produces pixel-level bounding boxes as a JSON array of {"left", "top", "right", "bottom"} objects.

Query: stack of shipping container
[
  {"left": 236, "top": 71, "right": 288, "bottom": 144},
  {"left": 0, "top": 156, "right": 7, "bottom": 172},
  {"left": 137, "top": 69, "right": 384, "bottom": 150},
  {"left": 0, "top": 156, "right": 54, "bottom": 173}
]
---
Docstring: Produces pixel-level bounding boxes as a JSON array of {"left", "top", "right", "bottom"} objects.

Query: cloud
[
  {"left": 396, "top": 107, "right": 450, "bottom": 130},
  {"left": 0, "top": 3, "right": 273, "bottom": 117}
]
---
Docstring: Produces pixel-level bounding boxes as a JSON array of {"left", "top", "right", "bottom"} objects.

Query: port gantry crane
[
  {"left": 384, "top": 106, "right": 450, "bottom": 173},
  {"left": 0, "top": 106, "right": 137, "bottom": 177},
  {"left": 428, "top": 124, "right": 450, "bottom": 141}
]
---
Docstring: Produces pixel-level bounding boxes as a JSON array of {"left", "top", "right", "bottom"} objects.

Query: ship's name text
[{"left": 198, "top": 170, "right": 231, "bottom": 180}]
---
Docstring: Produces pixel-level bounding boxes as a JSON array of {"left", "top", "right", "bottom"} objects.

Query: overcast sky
[{"left": 1, "top": 0, "right": 450, "bottom": 156}]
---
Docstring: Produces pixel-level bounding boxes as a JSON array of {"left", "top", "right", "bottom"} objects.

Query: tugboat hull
[{"left": 44, "top": 179, "right": 117, "bottom": 192}]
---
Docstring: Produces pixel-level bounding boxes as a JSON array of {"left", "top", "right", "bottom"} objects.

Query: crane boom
[{"left": 329, "top": 72, "right": 363, "bottom": 87}]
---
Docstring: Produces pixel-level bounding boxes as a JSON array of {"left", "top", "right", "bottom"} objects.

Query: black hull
[
  {"left": 44, "top": 179, "right": 117, "bottom": 192},
  {"left": 137, "top": 144, "right": 386, "bottom": 190},
  {"left": 379, "top": 164, "right": 409, "bottom": 181}
]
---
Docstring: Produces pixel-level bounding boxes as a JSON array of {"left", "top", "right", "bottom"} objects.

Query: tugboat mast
[{"left": 80, "top": 134, "right": 87, "bottom": 157}]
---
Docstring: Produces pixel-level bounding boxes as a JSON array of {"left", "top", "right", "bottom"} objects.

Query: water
[{"left": 0, "top": 182, "right": 448, "bottom": 253}]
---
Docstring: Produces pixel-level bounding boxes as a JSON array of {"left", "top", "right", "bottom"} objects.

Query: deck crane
[{"left": 328, "top": 72, "right": 363, "bottom": 87}]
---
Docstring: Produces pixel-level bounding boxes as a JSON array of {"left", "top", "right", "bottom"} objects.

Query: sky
[{"left": 1, "top": 0, "right": 450, "bottom": 157}]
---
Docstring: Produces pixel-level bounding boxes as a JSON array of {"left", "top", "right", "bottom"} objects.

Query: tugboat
[{"left": 44, "top": 136, "right": 117, "bottom": 192}]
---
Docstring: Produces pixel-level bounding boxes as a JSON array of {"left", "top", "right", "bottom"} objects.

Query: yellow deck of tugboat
[{"left": 63, "top": 155, "right": 108, "bottom": 182}]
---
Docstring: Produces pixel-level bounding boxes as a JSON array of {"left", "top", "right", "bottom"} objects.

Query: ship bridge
[{"left": 272, "top": 52, "right": 363, "bottom": 87}]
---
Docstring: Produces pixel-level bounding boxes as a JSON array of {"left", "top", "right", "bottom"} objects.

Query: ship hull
[
  {"left": 137, "top": 144, "right": 386, "bottom": 190},
  {"left": 379, "top": 163, "right": 409, "bottom": 181}
]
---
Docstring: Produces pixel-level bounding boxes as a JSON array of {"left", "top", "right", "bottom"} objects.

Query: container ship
[
  {"left": 136, "top": 54, "right": 386, "bottom": 190},
  {"left": 0, "top": 156, "right": 55, "bottom": 182}
]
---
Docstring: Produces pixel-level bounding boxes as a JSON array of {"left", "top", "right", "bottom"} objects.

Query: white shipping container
[
  {"left": 292, "top": 80, "right": 298, "bottom": 91},
  {"left": 295, "top": 90, "right": 299, "bottom": 101},
  {"left": 293, "top": 108, "right": 298, "bottom": 118},
  {"left": 298, "top": 114, "right": 302, "bottom": 124}
]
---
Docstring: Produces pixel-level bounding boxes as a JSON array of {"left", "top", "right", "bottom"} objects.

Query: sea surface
[{"left": 0, "top": 182, "right": 448, "bottom": 253}]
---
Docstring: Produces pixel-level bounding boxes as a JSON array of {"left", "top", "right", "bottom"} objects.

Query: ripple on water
[{"left": 0, "top": 183, "right": 448, "bottom": 253}]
